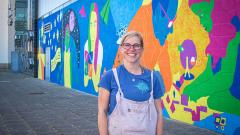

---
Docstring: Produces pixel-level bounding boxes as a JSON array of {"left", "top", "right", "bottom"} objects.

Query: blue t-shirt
[{"left": 98, "top": 65, "right": 164, "bottom": 115}]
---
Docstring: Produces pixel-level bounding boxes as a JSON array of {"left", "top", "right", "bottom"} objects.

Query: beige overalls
[{"left": 108, "top": 68, "right": 157, "bottom": 135}]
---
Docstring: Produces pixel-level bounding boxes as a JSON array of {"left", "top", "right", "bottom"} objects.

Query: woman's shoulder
[{"left": 99, "top": 70, "right": 113, "bottom": 85}]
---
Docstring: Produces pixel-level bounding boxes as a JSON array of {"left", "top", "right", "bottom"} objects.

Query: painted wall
[
  {"left": 37, "top": 0, "right": 240, "bottom": 134},
  {"left": 0, "top": 0, "right": 9, "bottom": 65}
]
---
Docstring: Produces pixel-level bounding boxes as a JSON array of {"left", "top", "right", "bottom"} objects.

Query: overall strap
[
  {"left": 112, "top": 68, "right": 123, "bottom": 96},
  {"left": 150, "top": 71, "right": 154, "bottom": 100}
]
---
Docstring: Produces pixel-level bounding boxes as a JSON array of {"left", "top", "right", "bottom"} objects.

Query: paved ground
[{"left": 0, "top": 70, "right": 221, "bottom": 135}]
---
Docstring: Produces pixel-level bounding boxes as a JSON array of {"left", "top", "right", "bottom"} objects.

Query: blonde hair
[{"left": 120, "top": 31, "right": 144, "bottom": 48}]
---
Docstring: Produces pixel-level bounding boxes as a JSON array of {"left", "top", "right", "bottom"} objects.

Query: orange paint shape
[{"left": 113, "top": 4, "right": 172, "bottom": 91}]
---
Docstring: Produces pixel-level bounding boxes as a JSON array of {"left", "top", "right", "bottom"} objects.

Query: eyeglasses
[{"left": 121, "top": 43, "right": 142, "bottom": 50}]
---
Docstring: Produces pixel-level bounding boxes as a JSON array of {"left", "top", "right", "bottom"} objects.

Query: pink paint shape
[
  {"left": 184, "top": 106, "right": 207, "bottom": 121},
  {"left": 94, "top": 42, "right": 99, "bottom": 73},
  {"left": 170, "top": 100, "right": 179, "bottom": 113},
  {"left": 161, "top": 99, "right": 165, "bottom": 109},
  {"left": 170, "top": 102, "right": 176, "bottom": 112},
  {"left": 181, "top": 94, "right": 188, "bottom": 106},
  {"left": 166, "top": 95, "right": 170, "bottom": 104},
  {"left": 79, "top": 6, "right": 86, "bottom": 17},
  {"left": 192, "top": 106, "right": 207, "bottom": 121},
  {"left": 180, "top": 75, "right": 184, "bottom": 84},
  {"left": 84, "top": 51, "right": 89, "bottom": 62},
  {"left": 206, "top": 0, "right": 240, "bottom": 68},
  {"left": 173, "top": 83, "right": 180, "bottom": 91}
]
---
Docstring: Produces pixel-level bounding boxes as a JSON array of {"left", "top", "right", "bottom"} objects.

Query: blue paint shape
[
  {"left": 176, "top": 81, "right": 181, "bottom": 88},
  {"left": 212, "top": 56, "right": 222, "bottom": 74},
  {"left": 233, "top": 127, "right": 240, "bottom": 135},
  {"left": 154, "top": 71, "right": 166, "bottom": 94},
  {"left": 152, "top": 0, "right": 178, "bottom": 45},
  {"left": 182, "top": 73, "right": 194, "bottom": 80},
  {"left": 230, "top": 44, "right": 240, "bottom": 100},
  {"left": 231, "top": 16, "right": 240, "bottom": 32},
  {"left": 110, "top": 0, "right": 143, "bottom": 33},
  {"left": 38, "top": 0, "right": 118, "bottom": 96},
  {"left": 162, "top": 108, "right": 170, "bottom": 118},
  {"left": 194, "top": 113, "right": 240, "bottom": 135}
]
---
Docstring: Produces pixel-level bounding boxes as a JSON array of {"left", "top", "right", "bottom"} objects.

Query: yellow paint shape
[
  {"left": 162, "top": 86, "right": 220, "bottom": 124},
  {"left": 38, "top": 53, "right": 45, "bottom": 80},
  {"left": 90, "top": 11, "right": 97, "bottom": 51},
  {"left": 84, "top": 40, "right": 103, "bottom": 93},
  {"left": 142, "top": 0, "right": 152, "bottom": 6},
  {"left": 154, "top": 63, "right": 160, "bottom": 72},
  {"left": 51, "top": 48, "right": 61, "bottom": 72},
  {"left": 64, "top": 51, "right": 71, "bottom": 88},
  {"left": 167, "top": 0, "right": 209, "bottom": 92}
]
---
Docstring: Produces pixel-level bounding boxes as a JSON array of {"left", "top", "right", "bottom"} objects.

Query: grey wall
[
  {"left": 0, "top": 0, "right": 9, "bottom": 66},
  {"left": 38, "top": 0, "right": 76, "bottom": 18}
]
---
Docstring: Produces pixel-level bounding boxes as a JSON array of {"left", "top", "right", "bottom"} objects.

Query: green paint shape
[
  {"left": 101, "top": 0, "right": 110, "bottom": 24},
  {"left": 183, "top": 32, "right": 240, "bottom": 115},
  {"left": 65, "top": 29, "right": 70, "bottom": 51},
  {"left": 191, "top": 0, "right": 214, "bottom": 32}
]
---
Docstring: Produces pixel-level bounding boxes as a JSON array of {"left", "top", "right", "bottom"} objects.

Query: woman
[{"left": 98, "top": 31, "right": 163, "bottom": 135}]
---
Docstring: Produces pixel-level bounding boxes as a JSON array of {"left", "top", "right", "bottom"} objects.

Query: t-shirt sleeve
[
  {"left": 153, "top": 71, "right": 165, "bottom": 99},
  {"left": 98, "top": 70, "right": 113, "bottom": 92}
]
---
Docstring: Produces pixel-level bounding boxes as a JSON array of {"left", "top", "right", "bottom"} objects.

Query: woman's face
[
  {"left": 69, "top": 11, "right": 75, "bottom": 32},
  {"left": 90, "top": 11, "right": 97, "bottom": 45},
  {"left": 120, "top": 35, "right": 143, "bottom": 64}
]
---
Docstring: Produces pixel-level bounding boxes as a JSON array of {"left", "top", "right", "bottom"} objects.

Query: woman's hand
[
  {"left": 155, "top": 99, "right": 163, "bottom": 135},
  {"left": 98, "top": 87, "right": 110, "bottom": 135}
]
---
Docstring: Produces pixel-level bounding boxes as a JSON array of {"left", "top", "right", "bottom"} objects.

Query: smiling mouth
[{"left": 127, "top": 53, "right": 137, "bottom": 57}]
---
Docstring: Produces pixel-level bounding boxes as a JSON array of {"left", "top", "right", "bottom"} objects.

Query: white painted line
[{"left": 0, "top": 81, "right": 10, "bottom": 83}]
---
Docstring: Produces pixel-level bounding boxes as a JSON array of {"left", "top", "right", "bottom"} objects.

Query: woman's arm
[
  {"left": 155, "top": 99, "right": 163, "bottom": 135},
  {"left": 98, "top": 87, "right": 110, "bottom": 135}
]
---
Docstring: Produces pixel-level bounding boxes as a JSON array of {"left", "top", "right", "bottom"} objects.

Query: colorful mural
[{"left": 38, "top": 0, "right": 240, "bottom": 134}]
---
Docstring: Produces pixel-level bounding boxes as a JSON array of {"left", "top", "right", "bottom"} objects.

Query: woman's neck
[{"left": 123, "top": 61, "right": 143, "bottom": 75}]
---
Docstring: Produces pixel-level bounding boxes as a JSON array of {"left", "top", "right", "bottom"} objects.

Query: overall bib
[{"left": 108, "top": 68, "right": 157, "bottom": 135}]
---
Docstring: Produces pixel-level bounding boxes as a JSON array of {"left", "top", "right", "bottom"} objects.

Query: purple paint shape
[
  {"left": 198, "top": 106, "right": 207, "bottom": 112},
  {"left": 213, "top": 113, "right": 220, "bottom": 117},
  {"left": 69, "top": 11, "right": 75, "bottom": 32},
  {"left": 166, "top": 95, "right": 170, "bottom": 104},
  {"left": 170, "top": 102, "right": 176, "bottom": 113},
  {"left": 180, "top": 40, "right": 197, "bottom": 69},
  {"left": 172, "top": 100, "right": 179, "bottom": 104},
  {"left": 184, "top": 107, "right": 192, "bottom": 112},
  {"left": 79, "top": 6, "right": 86, "bottom": 17},
  {"left": 181, "top": 94, "right": 188, "bottom": 106}
]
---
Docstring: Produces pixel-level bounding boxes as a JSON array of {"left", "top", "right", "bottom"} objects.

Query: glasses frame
[{"left": 121, "top": 43, "right": 143, "bottom": 50}]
